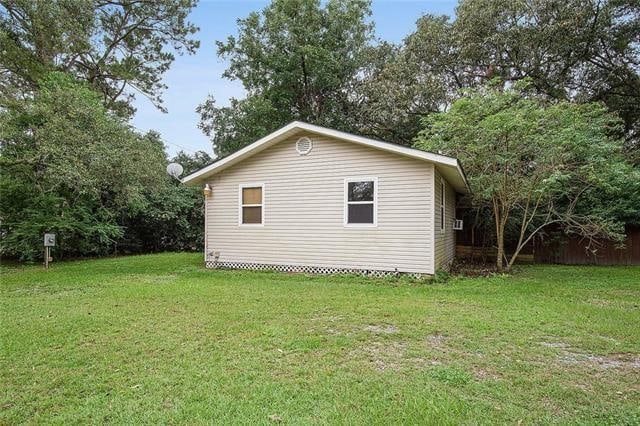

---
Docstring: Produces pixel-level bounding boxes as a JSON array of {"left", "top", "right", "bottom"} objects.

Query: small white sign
[{"left": 44, "top": 233, "right": 56, "bottom": 247}]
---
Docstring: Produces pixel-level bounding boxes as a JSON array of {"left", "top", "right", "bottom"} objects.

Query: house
[{"left": 182, "top": 122, "right": 469, "bottom": 276}]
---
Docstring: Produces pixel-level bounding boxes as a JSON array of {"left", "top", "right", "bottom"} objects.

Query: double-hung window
[
  {"left": 344, "top": 178, "right": 377, "bottom": 226},
  {"left": 239, "top": 184, "right": 264, "bottom": 225}
]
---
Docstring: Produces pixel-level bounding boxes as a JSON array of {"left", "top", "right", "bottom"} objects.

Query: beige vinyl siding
[
  {"left": 434, "top": 170, "right": 457, "bottom": 270},
  {"left": 205, "top": 133, "right": 435, "bottom": 274}
]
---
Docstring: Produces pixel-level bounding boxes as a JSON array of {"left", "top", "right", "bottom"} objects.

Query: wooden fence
[
  {"left": 532, "top": 226, "right": 640, "bottom": 266},
  {"left": 455, "top": 225, "right": 640, "bottom": 266}
]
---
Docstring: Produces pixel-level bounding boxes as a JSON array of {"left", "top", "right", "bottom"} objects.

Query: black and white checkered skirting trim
[{"left": 204, "top": 260, "right": 428, "bottom": 278}]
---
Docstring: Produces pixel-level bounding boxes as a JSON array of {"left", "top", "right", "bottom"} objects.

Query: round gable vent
[{"left": 296, "top": 137, "right": 313, "bottom": 155}]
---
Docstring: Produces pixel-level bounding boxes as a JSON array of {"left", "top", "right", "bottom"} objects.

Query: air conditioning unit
[{"left": 453, "top": 219, "right": 463, "bottom": 230}]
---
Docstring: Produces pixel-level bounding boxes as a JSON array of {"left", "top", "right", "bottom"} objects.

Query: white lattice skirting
[{"left": 204, "top": 260, "right": 428, "bottom": 278}]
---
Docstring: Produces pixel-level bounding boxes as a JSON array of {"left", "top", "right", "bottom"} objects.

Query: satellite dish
[{"left": 166, "top": 163, "right": 184, "bottom": 179}]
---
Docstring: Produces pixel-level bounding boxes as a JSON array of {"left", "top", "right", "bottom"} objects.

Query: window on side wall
[
  {"left": 344, "top": 178, "right": 377, "bottom": 226},
  {"left": 440, "top": 178, "right": 445, "bottom": 232},
  {"left": 239, "top": 184, "right": 264, "bottom": 225}
]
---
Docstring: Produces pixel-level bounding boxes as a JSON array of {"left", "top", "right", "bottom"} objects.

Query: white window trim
[
  {"left": 238, "top": 183, "right": 265, "bottom": 226},
  {"left": 344, "top": 177, "right": 378, "bottom": 228},
  {"left": 440, "top": 178, "right": 446, "bottom": 233}
]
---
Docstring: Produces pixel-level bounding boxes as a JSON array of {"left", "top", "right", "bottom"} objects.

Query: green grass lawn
[{"left": 1, "top": 253, "right": 639, "bottom": 424}]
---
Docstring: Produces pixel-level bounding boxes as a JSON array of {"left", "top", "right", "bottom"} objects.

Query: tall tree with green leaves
[
  {"left": 415, "top": 81, "right": 638, "bottom": 272},
  {"left": 0, "top": 72, "right": 166, "bottom": 260},
  {"left": 121, "top": 147, "right": 211, "bottom": 254},
  {"left": 171, "top": 149, "right": 213, "bottom": 176},
  {"left": 197, "top": 0, "right": 374, "bottom": 157},
  {"left": 352, "top": 15, "right": 461, "bottom": 145},
  {"left": 370, "top": 0, "right": 639, "bottom": 157},
  {"left": 454, "top": 0, "right": 640, "bottom": 159},
  {"left": 0, "top": 0, "right": 199, "bottom": 116}
]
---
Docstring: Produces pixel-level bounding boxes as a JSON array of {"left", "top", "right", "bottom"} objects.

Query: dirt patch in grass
[
  {"left": 348, "top": 340, "right": 439, "bottom": 372},
  {"left": 473, "top": 367, "right": 501, "bottom": 381},
  {"left": 586, "top": 298, "right": 616, "bottom": 307},
  {"left": 308, "top": 314, "right": 349, "bottom": 336},
  {"left": 540, "top": 341, "right": 571, "bottom": 349},
  {"left": 350, "top": 341, "right": 407, "bottom": 371},
  {"left": 363, "top": 324, "right": 398, "bottom": 334},
  {"left": 585, "top": 299, "right": 640, "bottom": 311},
  {"left": 137, "top": 274, "right": 179, "bottom": 285},
  {"left": 541, "top": 341, "right": 640, "bottom": 371},
  {"left": 310, "top": 315, "right": 343, "bottom": 322},
  {"left": 424, "top": 334, "right": 500, "bottom": 381},
  {"left": 561, "top": 352, "right": 640, "bottom": 370},
  {"left": 425, "top": 332, "right": 447, "bottom": 346},
  {"left": 610, "top": 289, "right": 640, "bottom": 298}
]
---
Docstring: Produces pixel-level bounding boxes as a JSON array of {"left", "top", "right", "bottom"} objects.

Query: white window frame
[
  {"left": 238, "top": 183, "right": 265, "bottom": 226},
  {"left": 440, "top": 178, "right": 446, "bottom": 232},
  {"left": 344, "top": 177, "right": 378, "bottom": 228}
]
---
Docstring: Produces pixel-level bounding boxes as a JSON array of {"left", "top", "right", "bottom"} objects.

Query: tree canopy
[
  {"left": 197, "top": 0, "right": 374, "bottom": 157},
  {"left": 414, "top": 81, "right": 639, "bottom": 271},
  {"left": 0, "top": 0, "right": 199, "bottom": 116},
  {"left": 0, "top": 73, "right": 166, "bottom": 259},
  {"left": 0, "top": 1, "right": 205, "bottom": 261},
  {"left": 343, "top": 0, "right": 640, "bottom": 157},
  {"left": 0, "top": 75, "right": 211, "bottom": 260},
  {"left": 453, "top": 0, "right": 640, "bottom": 159},
  {"left": 199, "top": 0, "right": 639, "bottom": 162}
]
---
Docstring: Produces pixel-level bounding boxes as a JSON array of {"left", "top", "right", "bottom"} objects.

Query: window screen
[
  {"left": 345, "top": 179, "right": 376, "bottom": 225},
  {"left": 240, "top": 186, "right": 263, "bottom": 224}
]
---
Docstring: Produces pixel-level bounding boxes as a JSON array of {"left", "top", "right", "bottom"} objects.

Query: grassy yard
[{"left": 1, "top": 253, "right": 639, "bottom": 424}]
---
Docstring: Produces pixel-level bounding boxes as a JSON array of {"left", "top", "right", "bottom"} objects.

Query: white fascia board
[
  {"left": 182, "top": 121, "right": 470, "bottom": 193},
  {"left": 181, "top": 121, "right": 301, "bottom": 185}
]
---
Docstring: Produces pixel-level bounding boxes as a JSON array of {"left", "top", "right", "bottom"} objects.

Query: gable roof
[{"left": 182, "top": 121, "right": 470, "bottom": 193}]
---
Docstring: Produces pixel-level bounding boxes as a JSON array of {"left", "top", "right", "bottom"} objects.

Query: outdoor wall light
[{"left": 203, "top": 184, "right": 212, "bottom": 198}]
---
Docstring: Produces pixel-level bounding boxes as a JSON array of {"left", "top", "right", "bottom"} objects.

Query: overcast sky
[{"left": 131, "top": 0, "right": 457, "bottom": 157}]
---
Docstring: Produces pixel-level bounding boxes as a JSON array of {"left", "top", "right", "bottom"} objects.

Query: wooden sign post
[{"left": 44, "top": 233, "right": 55, "bottom": 269}]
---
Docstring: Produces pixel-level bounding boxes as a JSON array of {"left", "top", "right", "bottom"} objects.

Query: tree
[
  {"left": 350, "top": 15, "right": 461, "bottom": 145},
  {"left": 197, "top": 95, "right": 285, "bottom": 158},
  {"left": 0, "top": 0, "right": 199, "bottom": 116},
  {"left": 171, "top": 149, "right": 212, "bottom": 176},
  {"left": 0, "top": 2, "right": 207, "bottom": 261},
  {"left": 454, "top": 0, "right": 640, "bottom": 158},
  {"left": 120, "top": 180, "right": 205, "bottom": 253},
  {"left": 359, "top": 0, "right": 639, "bottom": 158},
  {"left": 198, "top": 0, "right": 374, "bottom": 157},
  {"left": 119, "top": 147, "right": 210, "bottom": 254},
  {"left": 415, "top": 81, "right": 638, "bottom": 272},
  {"left": 120, "top": 148, "right": 210, "bottom": 253},
  {"left": 0, "top": 72, "right": 166, "bottom": 260}
]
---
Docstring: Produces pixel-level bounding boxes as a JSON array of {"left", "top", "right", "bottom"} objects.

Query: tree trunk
[
  {"left": 496, "top": 230, "right": 504, "bottom": 272},
  {"left": 493, "top": 199, "right": 505, "bottom": 272}
]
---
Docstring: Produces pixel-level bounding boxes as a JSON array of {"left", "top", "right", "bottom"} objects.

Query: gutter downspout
[
  {"left": 203, "top": 184, "right": 212, "bottom": 263},
  {"left": 431, "top": 167, "right": 436, "bottom": 275}
]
